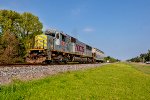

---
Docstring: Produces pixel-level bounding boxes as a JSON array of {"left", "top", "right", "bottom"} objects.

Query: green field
[
  {"left": 0, "top": 63, "right": 150, "bottom": 100},
  {"left": 130, "top": 63, "right": 150, "bottom": 75}
]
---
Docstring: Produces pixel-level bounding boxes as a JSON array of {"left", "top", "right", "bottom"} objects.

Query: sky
[{"left": 0, "top": 0, "right": 150, "bottom": 60}]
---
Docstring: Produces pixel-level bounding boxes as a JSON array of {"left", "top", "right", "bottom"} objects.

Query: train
[{"left": 26, "top": 29, "right": 105, "bottom": 64}]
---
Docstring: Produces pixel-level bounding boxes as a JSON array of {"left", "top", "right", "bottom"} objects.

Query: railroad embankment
[{"left": 0, "top": 64, "right": 105, "bottom": 85}]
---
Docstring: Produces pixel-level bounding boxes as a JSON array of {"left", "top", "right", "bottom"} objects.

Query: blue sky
[{"left": 0, "top": 0, "right": 150, "bottom": 60}]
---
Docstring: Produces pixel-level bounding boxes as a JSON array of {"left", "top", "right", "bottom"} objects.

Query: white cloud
[{"left": 83, "top": 27, "right": 95, "bottom": 33}]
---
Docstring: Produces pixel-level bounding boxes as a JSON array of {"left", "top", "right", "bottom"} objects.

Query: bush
[{"left": 0, "top": 31, "right": 25, "bottom": 64}]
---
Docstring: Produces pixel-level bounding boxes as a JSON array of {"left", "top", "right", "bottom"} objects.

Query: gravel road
[{"left": 0, "top": 64, "right": 106, "bottom": 85}]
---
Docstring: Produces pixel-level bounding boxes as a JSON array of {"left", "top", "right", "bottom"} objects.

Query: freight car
[
  {"left": 92, "top": 48, "right": 105, "bottom": 63},
  {"left": 26, "top": 29, "right": 105, "bottom": 64}
]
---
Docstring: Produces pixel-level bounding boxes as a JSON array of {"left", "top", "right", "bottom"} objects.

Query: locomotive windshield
[
  {"left": 45, "top": 30, "right": 55, "bottom": 37},
  {"left": 56, "top": 33, "right": 59, "bottom": 39},
  {"left": 50, "top": 33, "right": 55, "bottom": 37}
]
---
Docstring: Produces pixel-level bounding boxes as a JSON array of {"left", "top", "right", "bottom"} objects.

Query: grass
[
  {"left": 0, "top": 63, "right": 150, "bottom": 100},
  {"left": 129, "top": 63, "right": 150, "bottom": 74}
]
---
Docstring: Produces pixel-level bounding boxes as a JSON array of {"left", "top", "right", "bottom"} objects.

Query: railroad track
[{"left": 0, "top": 62, "right": 99, "bottom": 67}]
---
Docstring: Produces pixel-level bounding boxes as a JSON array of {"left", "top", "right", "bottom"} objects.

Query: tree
[
  {"left": 104, "top": 56, "right": 119, "bottom": 63},
  {"left": 0, "top": 10, "right": 43, "bottom": 48},
  {"left": 140, "top": 53, "right": 147, "bottom": 62},
  {"left": 20, "top": 12, "right": 43, "bottom": 49},
  {"left": 20, "top": 12, "right": 43, "bottom": 38},
  {"left": 128, "top": 50, "right": 150, "bottom": 62},
  {"left": 0, "top": 10, "right": 43, "bottom": 38},
  {"left": 0, "top": 10, "right": 43, "bottom": 63},
  {"left": 145, "top": 50, "right": 150, "bottom": 61},
  {"left": 0, "top": 10, "right": 21, "bottom": 35},
  {"left": 0, "top": 31, "right": 25, "bottom": 64}
]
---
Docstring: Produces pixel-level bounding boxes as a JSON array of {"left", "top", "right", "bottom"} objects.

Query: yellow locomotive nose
[{"left": 34, "top": 34, "right": 47, "bottom": 49}]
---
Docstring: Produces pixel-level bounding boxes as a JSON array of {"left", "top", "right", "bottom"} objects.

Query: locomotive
[{"left": 26, "top": 29, "right": 105, "bottom": 64}]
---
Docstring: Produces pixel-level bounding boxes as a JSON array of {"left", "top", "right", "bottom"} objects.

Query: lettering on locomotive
[{"left": 75, "top": 44, "right": 84, "bottom": 52}]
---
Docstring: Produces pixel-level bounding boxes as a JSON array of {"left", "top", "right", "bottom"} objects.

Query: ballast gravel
[{"left": 0, "top": 64, "right": 105, "bottom": 85}]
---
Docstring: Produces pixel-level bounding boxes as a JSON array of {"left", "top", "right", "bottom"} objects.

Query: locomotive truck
[{"left": 26, "top": 29, "right": 105, "bottom": 64}]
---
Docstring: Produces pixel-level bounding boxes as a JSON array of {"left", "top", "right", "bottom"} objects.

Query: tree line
[
  {"left": 0, "top": 10, "right": 43, "bottom": 64},
  {"left": 127, "top": 50, "right": 150, "bottom": 62},
  {"left": 104, "top": 56, "right": 120, "bottom": 63}
]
